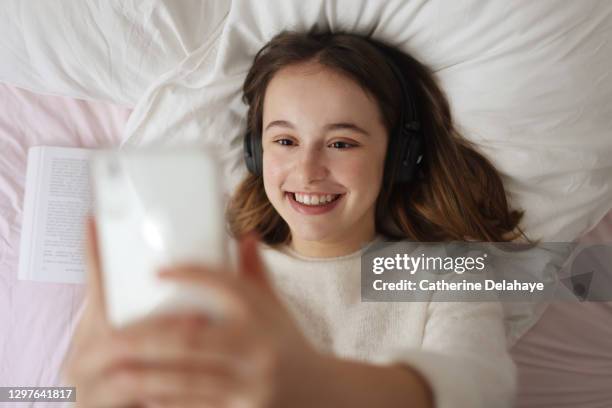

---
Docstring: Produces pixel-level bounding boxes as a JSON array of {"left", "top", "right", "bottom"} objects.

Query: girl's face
[{"left": 262, "top": 61, "right": 388, "bottom": 255}]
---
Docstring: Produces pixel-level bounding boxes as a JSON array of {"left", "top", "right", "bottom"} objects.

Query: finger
[
  {"left": 63, "top": 217, "right": 111, "bottom": 382},
  {"left": 157, "top": 266, "right": 262, "bottom": 321},
  {"left": 115, "top": 317, "right": 253, "bottom": 374},
  {"left": 63, "top": 330, "right": 136, "bottom": 390},
  {"left": 78, "top": 367, "right": 159, "bottom": 407},
  {"left": 84, "top": 215, "right": 108, "bottom": 322},
  {"left": 92, "top": 365, "right": 241, "bottom": 407},
  {"left": 66, "top": 316, "right": 214, "bottom": 395},
  {"left": 68, "top": 297, "right": 190, "bottom": 385},
  {"left": 144, "top": 396, "right": 225, "bottom": 408},
  {"left": 75, "top": 376, "right": 142, "bottom": 408},
  {"left": 66, "top": 317, "right": 192, "bottom": 394}
]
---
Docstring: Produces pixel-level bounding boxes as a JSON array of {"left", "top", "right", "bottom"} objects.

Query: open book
[{"left": 18, "top": 146, "right": 94, "bottom": 284}]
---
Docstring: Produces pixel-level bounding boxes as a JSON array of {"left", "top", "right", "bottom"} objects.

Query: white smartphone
[{"left": 91, "top": 148, "right": 229, "bottom": 328}]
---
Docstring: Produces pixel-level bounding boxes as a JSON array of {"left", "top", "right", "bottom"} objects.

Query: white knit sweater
[{"left": 257, "top": 238, "right": 517, "bottom": 408}]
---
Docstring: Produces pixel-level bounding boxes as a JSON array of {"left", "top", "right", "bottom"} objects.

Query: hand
[
  {"left": 62, "top": 217, "right": 327, "bottom": 408},
  {"left": 132, "top": 234, "right": 328, "bottom": 408},
  {"left": 61, "top": 218, "right": 255, "bottom": 407}
]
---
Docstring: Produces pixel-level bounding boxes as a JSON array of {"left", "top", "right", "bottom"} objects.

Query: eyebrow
[{"left": 264, "top": 120, "right": 370, "bottom": 136}]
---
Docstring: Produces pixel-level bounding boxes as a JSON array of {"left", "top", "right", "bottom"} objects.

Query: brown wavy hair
[{"left": 226, "top": 30, "right": 528, "bottom": 245}]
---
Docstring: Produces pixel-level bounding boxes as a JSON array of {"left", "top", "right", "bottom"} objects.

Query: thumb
[
  {"left": 238, "top": 233, "right": 274, "bottom": 295},
  {"left": 83, "top": 216, "right": 109, "bottom": 324}
]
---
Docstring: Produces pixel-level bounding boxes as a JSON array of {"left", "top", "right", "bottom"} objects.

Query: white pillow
[
  {"left": 0, "top": 0, "right": 229, "bottom": 106},
  {"left": 122, "top": 0, "right": 612, "bottom": 241},
  {"left": 2, "top": 0, "right": 611, "bottom": 241}
]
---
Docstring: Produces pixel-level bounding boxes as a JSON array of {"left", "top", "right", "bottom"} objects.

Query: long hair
[{"left": 226, "top": 30, "right": 527, "bottom": 244}]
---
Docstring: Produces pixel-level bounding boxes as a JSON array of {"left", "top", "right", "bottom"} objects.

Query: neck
[{"left": 289, "top": 223, "right": 377, "bottom": 258}]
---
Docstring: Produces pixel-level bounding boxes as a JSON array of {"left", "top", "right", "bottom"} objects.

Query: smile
[{"left": 285, "top": 192, "right": 344, "bottom": 215}]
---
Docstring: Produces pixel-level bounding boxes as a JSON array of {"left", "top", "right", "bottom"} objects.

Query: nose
[{"left": 295, "top": 145, "right": 329, "bottom": 184}]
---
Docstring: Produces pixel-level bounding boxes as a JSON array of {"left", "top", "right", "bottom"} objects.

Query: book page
[{"left": 18, "top": 146, "right": 94, "bottom": 283}]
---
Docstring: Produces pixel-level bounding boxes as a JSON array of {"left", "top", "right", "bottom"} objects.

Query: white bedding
[
  {"left": 4, "top": 0, "right": 609, "bottom": 241},
  {"left": 0, "top": 0, "right": 229, "bottom": 106}
]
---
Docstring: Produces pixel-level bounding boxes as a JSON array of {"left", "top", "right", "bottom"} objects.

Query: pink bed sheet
[
  {"left": 0, "top": 83, "right": 129, "bottom": 407},
  {"left": 0, "top": 83, "right": 610, "bottom": 407},
  {"left": 511, "top": 215, "right": 612, "bottom": 408}
]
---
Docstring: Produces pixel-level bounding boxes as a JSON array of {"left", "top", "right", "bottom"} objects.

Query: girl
[{"left": 64, "top": 31, "right": 526, "bottom": 408}]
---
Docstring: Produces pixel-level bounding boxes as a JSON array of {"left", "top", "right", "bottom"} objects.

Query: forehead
[{"left": 262, "top": 61, "right": 383, "bottom": 125}]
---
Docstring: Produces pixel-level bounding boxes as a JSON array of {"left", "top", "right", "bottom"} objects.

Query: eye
[
  {"left": 274, "top": 138, "right": 295, "bottom": 146},
  {"left": 329, "top": 141, "right": 356, "bottom": 149}
]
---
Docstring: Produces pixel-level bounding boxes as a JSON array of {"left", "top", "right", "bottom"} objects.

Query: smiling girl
[{"left": 64, "top": 31, "right": 526, "bottom": 408}]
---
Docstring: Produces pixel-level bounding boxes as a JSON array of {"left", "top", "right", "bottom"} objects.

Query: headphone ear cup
[
  {"left": 243, "top": 130, "right": 263, "bottom": 176},
  {"left": 253, "top": 131, "right": 263, "bottom": 176},
  {"left": 243, "top": 131, "right": 256, "bottom": 175}
]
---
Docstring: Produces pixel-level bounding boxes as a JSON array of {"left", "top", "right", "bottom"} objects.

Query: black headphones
[{"left": 243, "top": 38, "right": 424, "bottom": 185}]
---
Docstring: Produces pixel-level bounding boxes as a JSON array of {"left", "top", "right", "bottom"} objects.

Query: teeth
[{"left": 293, "top": 193, "right": 339, "bottom": 206}]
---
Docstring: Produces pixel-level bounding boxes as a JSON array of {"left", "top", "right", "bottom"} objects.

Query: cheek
[
  {"left": 338, "top": 152, "right": 386, "bottom": 192},
  {"left": 262, "top": 151, "right": 287, "bottom": 194}
]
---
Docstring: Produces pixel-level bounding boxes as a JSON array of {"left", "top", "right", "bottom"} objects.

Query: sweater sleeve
[{"left": 376, "top": 299, "right": 517, "bottom": 408}]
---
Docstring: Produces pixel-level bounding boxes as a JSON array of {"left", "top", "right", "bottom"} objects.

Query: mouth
[{"left": 284, "top": 191, "right": 345, "bottom": 215}]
